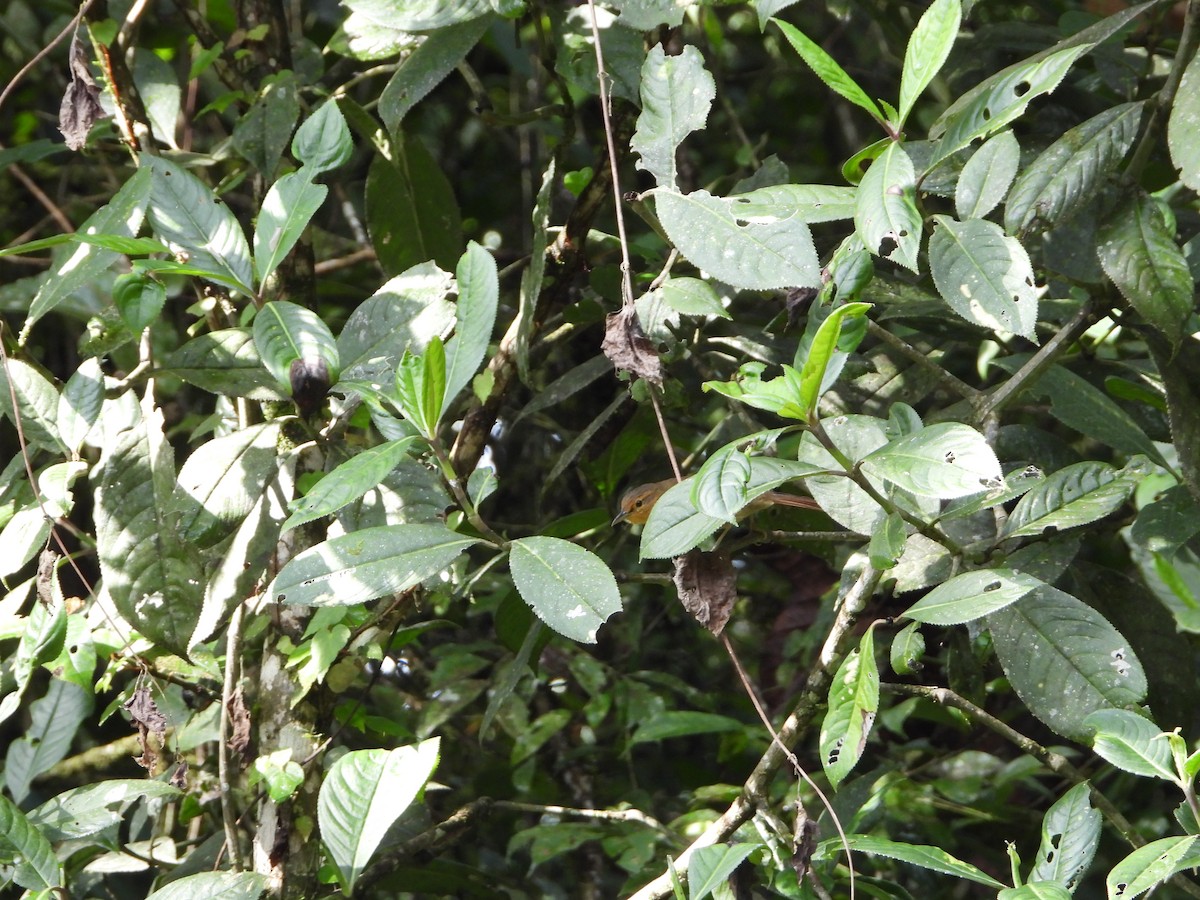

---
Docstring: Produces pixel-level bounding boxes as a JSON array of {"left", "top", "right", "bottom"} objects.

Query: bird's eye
[{"left": 635, "top": 498, "right": 645, "bottom": 508}]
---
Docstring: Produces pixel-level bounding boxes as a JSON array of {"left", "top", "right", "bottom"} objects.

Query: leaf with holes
[
  {"left": 902, "top": 569, "right": 1045, "bottom": 625},
  {"left": 854, "top": 141, "right": 921, "bottom": 272},
  {"left": 655, "top": 189, "right": 820, "bottom": 290},
  {"left": 929, "top": 216, "right": 1038, "bottom": 339},
  {"left": 820, "top": 627, "right": 879, "bottom": 789},
  {"left": 1029, "top": 782, "right": 1100, "bottom": 893},
  {"left": 509, "top": 537, "right": 622, "bottom": 643},
  {"left": 987, "top": 585, "right": 1145, "bottom": 742},
  {"left": 1104, "top": 837, "right": 1200, "bottom": 900},
  {"left": 631, "top": 44, "right": 714, "bottom": 190},
  {"left": 860, "top": 422, "right": 1002, "bottom": 499},
  {"left": 1002, "top": 458, "right": 1149, "bottom": 539},
  {"left": 726, "top": 183, "right": 857, "bottom": 224}
]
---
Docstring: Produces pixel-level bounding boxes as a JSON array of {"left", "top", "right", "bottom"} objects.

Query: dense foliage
[{"left": 2, "top": 0, "right": 1200, "bottom": 897}]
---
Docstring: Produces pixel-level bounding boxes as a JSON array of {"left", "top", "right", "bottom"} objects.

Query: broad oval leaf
[
  {"left": 347, "top": 0, "right": 490, "bottom": 31},
  {"left": 145, "top": 873, "right": 267, "bottom": 900},
  {"left": 318, "top": 739, "right": 440, "bottom": 895},
  {"left": 253, "top": 300, "right": 340, "bottom": 393},
  {"left": 820, "top": 627, "right": 879, "bottom": 789},
  {"left": 631, "top": 44, "right": 715, "bottom": 190},
  {"left": 1029, "top": 782, "right": 1100, "bottom": 892},
  {"left": 929, "top": 215, "right": 1038, "bottom": 339},
  {"left": 1085, "top": 708, "right": 1176, "bottom": 781},
  {"left": 640, "top": 478, "right": 725, "bottom": 560},
  {"left": 898, "top": 0, "right": 961, "bottom": 127},
  {"left": 254, "top": 172, "right": 328, "bottom": 285},
  {"left": 1005, "top": 102, "right": 1142, "bottom": 235},
  {"left": 143, "top": 154, "right": 253, "bottom": 295},
  {"left": 854, "top": 141, "right": 921, "bottom": 272},
  {"left": 509, "top": 537, "right": 622, "bottom": 643},
  {"left": 656, "top": 277, "right": 730, "bottom": 319},
  {"left": 1097, "top": 193, "right": 1193, "bottom": 349},
  {"left": 5, "top": 679, "right": 91, "bottom": 804},
  {"left": 29, "top": 779, "right": 182, "bottom": 842},
  {"left": 902, "top": 568, "right": 1045, "bottom": 626},
  {"left": 0, "top": 794, "right": 62, "bottom": 890},
  {"left": 860, "top": 422, "right": 1002, "bottom": 499},
  {"left": 0, "top": 358, "right": 67, "bottom": 454},
  {"left": 890, "top": 620, "right": 925, "bottom": 675},
  {"left": 1105, "top": 836, "right": 1200, "bottom": 900},
  {"left": 292, "top": 99, "right": 352, "bottom": 175},
  {"left": 956, "top": 130, "right": 1020, "bottom": 220},
  {"left": 270, "top": 524, "right": 479, "bottom": 607},
  {"left": 1168, "top": 49, "right": 1200, "bottom": 190},
  {"left": 654, "top": 189, "right": 820, "bottom": 290},
  {"left": 987, "top": 585, "right": 1146, "bottom": 741},
  {"left": 1003, "top": 458, "right": 1148, "bottom": 539},
  {"left": 692, "top": 452, "right": 827, "bottom": 523}
]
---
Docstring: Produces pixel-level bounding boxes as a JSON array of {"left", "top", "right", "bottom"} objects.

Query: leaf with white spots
[
  {"left": 820, "top": 626, "right": 879, "bottom": 789},
  {"left": 854, "top": 141, "right": 921, "bottom": 272},
  {"left": 860, "top": 422, "right": 1003, "bottom": 500},
  {"left": 631, "top": 44, "right": 714, "bottom": 190},
  {"left": 509, "top": 537, "right": 622, "bottom": 643},
  {"left": 929, "top": 216, "right": 1038, "bottom": 339}
]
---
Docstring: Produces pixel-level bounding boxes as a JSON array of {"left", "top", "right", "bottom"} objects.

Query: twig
[
  {"left": 0, "top": 0, "right": 95, "bottom": 116},
  {"left": 629, "top": 564, "right": 882, "bottom": 899},
  {"left": 494, "top": 800, "right": 673, "bottom": 835},
  {"left": 6, "top": 165, "right": 75, "bottom": 234},
  {"left": 313, "top": 247, "right": 376, "bottom": 275},
  {"left": 648, "top": 389, "right": 683, "bottom": 482},
  {"left": 218, "top": 601, "right": 246, "bottom": 871},
  {"left": 866, "top": 320, "right": 982, "bottom": 403}
]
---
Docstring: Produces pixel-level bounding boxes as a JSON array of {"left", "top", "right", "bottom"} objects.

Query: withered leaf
[
  {"left": 125, "top": 685, "right": 167, "bottom": 736},
  {"left": 672, "top": 550, "right": 737, "bottom": 635},
  {"left": 59, "top": 32, "right": 105, "bottom": 151},
  {"left": 170, "top": 760, "right": 190, "bottom": 790},
  {"left": 602, "top": 305, "right": 663, "bottom": 386},
  {"left": 37, "top": 549, "right": 59, "bottom": 606},
  {"left": 791, "top": 813, "right": 818, "bottom": 882},
  {"left": 290, "top": 356, "right": 331, "bottom": 418},
  {"left": 228, "top": 685, "right": 252, "bottom": 763}
]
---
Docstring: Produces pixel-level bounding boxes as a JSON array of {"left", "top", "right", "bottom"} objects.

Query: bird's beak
[{"left": 611, "top": 509, "right": 628, "bottom": 527}]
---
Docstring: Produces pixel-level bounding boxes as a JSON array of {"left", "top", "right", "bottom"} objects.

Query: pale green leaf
[
  {"left": 835, "top": 835, "right": 1006, "bottom": 888},
  {"left": 727, "top": 183, "right": 857, "bottom": 224},
  {"left": 898, "top": 0, "right": 961, "bottom": 126},
  {"left": 890, "top": 621, "right": 925, "bottom": 675},
  {"left": 1029, "top": 782, "right": 1100, "bottom": 892},
  {"left": 688, "top": 843, "right": 762, "bottom": 900},
  {"left": 342, "top": 0, "right": 490, "bottom": 31},
  {"left": 283, "top": 438, "right": 418, "bottom": 533},
  {"left": 1168, "top": 49, "right": 1200, "bottom": 190},
  {"left": 253, "top": 300, "right": 340, "bottom": 392},
  {"left": 0, "top": 358, "right": 66, "bottom": 453},
  {"left": 860, "top": 422, "right": 1002, "bottom": 499},
  {"left": 161, "top": 328, "right": 284, "bottom": 400},
  {"left": 630, "top": 44, "right": 714, "bottom": 190},
  {"left": 270, "top": 524, "right": 478, "bottom": 607},
  {"left": 772, "top": 18, "right": 884, "bottom": 123},
  {"left": 443, "top": 242, "right": 499, "bottom": 417},
  {"left": 820, "top": 628, "right": 879, "bottom": 788},
  {"left": 631, "top": 711, "right": 745, "bottom": 746},
  {"left": 292, "top": 99, "right": 352, "bottom": 175},
  {"left": 145, "top": 872, "right": 267, "bottom": 900},
  {"left": 956, "top": 130, "right": 1020, "bottom": 220},
  {"left": 854, "top": 141, "right": 921, "bottom": 272},
  {"left": 318, "top": 739, "right": 441, "bottom": 894},
  {"left": 1105, "top": 836, "right": 1200, "bottom": 900},
  {"left": 1086, "top": 709, "right": 1176, "bottom": 781},
  {"left": 509, "top": 537, "right": 622, "bottom": 643},
  {"left": 902, "top": 568, "right": 1045, "bottom": 625},
  {"left": 5, "top": 679, "right": 90, "bottom": 804},
  {"left": 29, "top": 780, "right": 182, "bottom": 842},
  {"left": 254, "top": 172, "right": 328, "bottom": 285}
]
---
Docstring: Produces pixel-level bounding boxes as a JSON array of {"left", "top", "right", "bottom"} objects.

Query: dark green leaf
[
  {"left": 955, "top": 130, "right": 1020, "bottom": 220},
  {"left": 254, "top": 172, "right": 328, "bottom": 285},
  {"left": 380, "top": 16, "right": 493, "bottom": 132},
  {"left": 161, "top": 328, "right": 284, "bottom": 400},
  {"left": 630, "top": 711, "right": 745, "bottom": 745},
  {"left": 1003, "top": 458, "right": 1148, "bottom": 538},
  {"left": 231, "top": 70, "right": 299, "bottom": 177},
  {"left": 0, "top": 794, "right": 62, "bottom": 890},
  {"left": 113, "top": 273, "right": 167, "bottom": 332},
  {"left": 292, "top": 99, "right": 353, "bottom": 175},
  {"left": 509, "top": 537, "right": 622, "bottom": 643}
]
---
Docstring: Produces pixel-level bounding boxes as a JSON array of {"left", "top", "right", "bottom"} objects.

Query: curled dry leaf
[
  {"left": 672, "top": 549, "right": 737, "bottom": 635},
  {"left": 602, "top": 305, "right": 664, "bottom": 386},
  {"left": 59, "top": 32, "right": 105, "bottom": 151},
  {"left": 228, "top": 685, "right": 252, "bottom": 763},
  {"left": 125, "top": 685, "right": 167, "bottom": 771},
  {"left": 791, "top": 812, "right": 819, "bottom": 881},
  {"left": 170, "top": 759, "right": 190, "bottom": 790}
]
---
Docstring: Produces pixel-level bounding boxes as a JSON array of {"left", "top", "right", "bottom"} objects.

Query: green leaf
[
  {"left": 0, "top": 794, "right": 62, "bottom": 890},
  {"left": 898, "top": 0, "right": 961, "bottom": 127},
  {"left": 254, "top": 172, "right": 328, "bottom": 285},
  {"left": 20, "top": 166, "right": 152, "bottom": 342},
  {"left": 1097, "top": 193, "right": 1193, "bottom": 349},
  {"left": 94, "top": 403, "right": 205, "bottom": 658},
  {"left": 336, "top": 262, "right": 455, "bottom": 384},
  {"left": 631, "top": 45, "right": 715, "bottom": 190},
  {"left": 654, "top": 189, "right": 820, "bottom": 290},
  {"left": 890, "top": 621, "right": 925, "bottom": 675},
  {"left": 253, "top": 300, "right": 340, "bottom": 393},
  {"left": 1168, "top": 48, "right": 1200, "bottom": 191},
  {"left": 987, "top": 585, "right": 1146, "bottom": 742},
  {"left": 630, "top": 711, "right": 746, "bottom": 746},
  {"left": 903, "top": 568, "right": 1045, "bottom": 626},
  {"left": 1105, "top": 836, "right": 1200, "bottom": 900},
  {"left": 868, "top": 512, "right": 906, "bottom": 569},
  {"left": 771, "top": 18, "right": 884, "bottom": 124},
  {"left": 702, "top": 362, "right": 807, "bottom": 419},
  {"left": 0, "top": 358, "right": 66, "bottom": 454},
  {"left": 319, "top": 739, "right": 440, "bottom": 894},
  {"left": 639, "top": 480, "right": 724, "bottom": 560},
  {"left": 283, "top": 438, "right": 418, "bottom": 533},
  {"left": 835, "top": 835, "right": 1006, "bottom": 888},
  {"left": 394, "top": 337, "right": 446, "bottom": 438},
  {"left": 860, "top": 422, "right": 1002, "bottom": 499},
  {"left": 231, "top": 70, "right": 300, "bottom": 177},
  {"left": 799, "top": 301, "right": 872, "bottom": 417},
  {"left": 727, "top": 183, "right": 857, "bottom": 224},
  {"left": 292, "top": 99, "right": 352, "bottom": 175},
  {"left": 928, "top": 215, "right": 1038, "bottom": 339},
  {"left": 132, "top": 50, "right": 181, "bottom": 148},
  {"left": 931, "top": 45, "right": 1091, "bottom": 164},
  {"left": 57, "top": 358, "right": 104, "bottom": 457},
  {"left": 29, "top": 780, "right": 181, "bottom": 842},
  {"left": 173, "top": 422, "right": 282, "bottom": 547},
  {"left": 443, "top": 242, "right": 499, "bottom": 417},
  {"left": 161, "top": 328, "right": 284, "bottom": 400},
  {"left": 820, "top": 627, "right": 879, "bottom": 788},
  {"left": 687, "top": 843, "right": 761, "bottom": 900},
  {"left": 380, "top": 16, "right": 492, "bottom": 132},
  {"left": 1003, "top": 458, "right": 1148, "bottom": 539},
  {"left": 854, "top": 141, "right": 921, "bottom": 272},
  {"left": 1029, "top": 782, "right": 1100, "bottom": 892},
  {"left": 655, "top": 277, "right": 730, "bottom": 319},
  {"left": 998, "top": 884, "right": 1073, "bottom": 900},
  {"left": 365, "top": 131, "right": 462, "bottom": 276},
  {"left": 0, "top": 597, "right": 66, "bottom": 726},
  {"left": 1131, "top": 484, "right": 1200, "bottom": 556},
  {"left": 143, "top": 154, "right": 254, "bottom": 295},
  {"left": 113, "top": 272, "right": 167, "bottom": 332},
  {"left": 5, "top": 679, "right": 91, "bottom": 804},
  {"left": 1006, "top": 103, "right": 1142, "bottom": 235},
  {"left": 145, "top": 872, "right": 268, "bottom": 900},
  {"left": 270, "top": 524, "right": 478, "bottom": 607},
  {"left": 514, "top": 158, "right": 555, "bottom": 383},
  {"left": 1086, "top": 709, "right": 1176, "bottom": 781},
  {"left": 345, "top": 0, "right": 490, "bottom": 31},
  {"left": 691, "top": 444, "right": 825, "bottom": 523},
  {"left": 509, "top": 537, "right": 622, "bottom": 643}
]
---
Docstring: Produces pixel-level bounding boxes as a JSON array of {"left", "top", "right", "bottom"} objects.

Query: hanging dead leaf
[
  {"left": 125, "top": 685, "right": 167, "bottom": 771},
  {"left": 602, "top": 305, "right": 663, "bottom": 386},
  {"left": 59, "top": 32, "right": 105, "bottom": 151},
  {"left": 672, "top": 550, "right": 736, "bottom": 635},
  {"left": 290, "top": 356, "right": 331, "bottom": 418},
  {"left": 228, "top": 685, "right": 252, "bottom": 763},
  {"left": 791, "top": 812, "right": 818, "bottom": 881},
  {"left": 36, "top": 549, "right": 59, "bottom": 605},
  {"left": 170, "top": 759, "right": 190, "bottom": 790}
]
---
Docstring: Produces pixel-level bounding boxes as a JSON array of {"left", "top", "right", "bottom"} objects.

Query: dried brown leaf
[
  {"left": 672, "top": 550, "right": 737, "bottom": 635},
  {"left": 125, "top": 685, "right": 167, "bottom": 736},
  {"left": 602, "top": 305, "right": 663, "bottom": 386},
  {"left": 59, "top": 33, "right": 105, "bottom": 151},
  {"left": 228, "top": 685, "right": 252, "bottom": 763}
]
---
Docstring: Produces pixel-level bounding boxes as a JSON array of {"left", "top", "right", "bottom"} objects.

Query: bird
[{"left": 613, "top": 478, "right": 821, "bottom": 526}]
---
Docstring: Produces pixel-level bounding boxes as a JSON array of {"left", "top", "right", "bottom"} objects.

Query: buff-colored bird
[{"left": 613, "top": 478, "right": 820, "bottom": 526}]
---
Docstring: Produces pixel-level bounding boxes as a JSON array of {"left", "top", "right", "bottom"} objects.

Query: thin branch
[
  {"left": 0, "top": 0, "right": 95, "bottom": 115},
  {"left": 218, "top": 602, "right": 246, "bottom": 871},
  {"left": 866, "top": 320, "right": 982, "bottom": 403},
  {"left": 493, "top": 801, "right": 672, "bottom": 836},
  {"left": 648, "top": 388, "right": 683, "bottom": 482}
]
